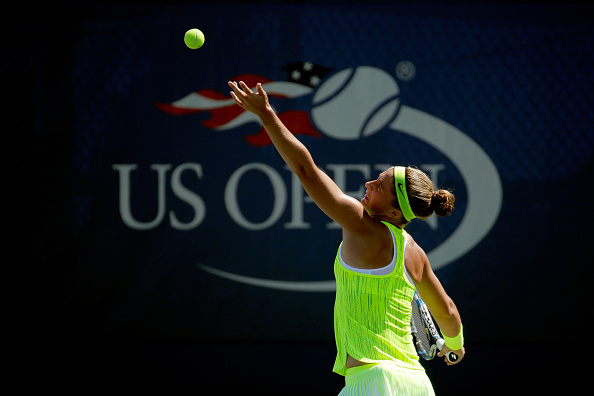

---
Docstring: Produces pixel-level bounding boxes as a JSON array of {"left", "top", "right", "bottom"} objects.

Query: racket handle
[
  {"left": 436, "top": 338, "right": 459, "bottom": 363},
  {"left": 446, "top": 351, "right": 459, "bottom": 363}
]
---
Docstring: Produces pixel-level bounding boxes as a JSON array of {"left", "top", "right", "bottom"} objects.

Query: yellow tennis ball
[{"left": 184, "top": 28, "right": 205, "bottom": 49}]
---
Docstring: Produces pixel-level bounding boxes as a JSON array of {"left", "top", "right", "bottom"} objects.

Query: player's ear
[{"left": 388, "top": 208, "right": 401, "bottom": 219}]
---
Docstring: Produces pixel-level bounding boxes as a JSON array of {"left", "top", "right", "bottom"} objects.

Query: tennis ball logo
[{"left": 311, "top": 66, "right": 400, "bottom": 140}]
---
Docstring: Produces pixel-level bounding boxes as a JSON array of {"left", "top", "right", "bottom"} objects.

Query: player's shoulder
[
  {"left": 405, "top": 232, "right": 422, "bottom": 255},
  {"left": 404, "top": 232, "right": 430, "bottom": 283}
]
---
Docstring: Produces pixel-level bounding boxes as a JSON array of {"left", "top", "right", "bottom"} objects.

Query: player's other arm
[
  {"left": 409, "top": 242, "right": 465, "bottom": 364},
  {"left": 407, "top": 236, "right": 462, "bottom": 338}
]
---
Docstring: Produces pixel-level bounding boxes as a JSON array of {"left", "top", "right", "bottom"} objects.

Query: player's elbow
[
  {"left": 295, "top": 161, "right": 324, "bottom": 183},
  {"left": 446, "top": 299, "right": 458, "bottom": 318},
  {"left": 288, "top": 151, "right": 317, "bottom": 178},
  {"left": 294, "top": 165, "right": 315, "bottom": 183},
  {"left": 435, "top": 299, "right": 458, "bottom": 323},
  {"left": 439, "top": 300, "right": 462, "bottom": 337}
]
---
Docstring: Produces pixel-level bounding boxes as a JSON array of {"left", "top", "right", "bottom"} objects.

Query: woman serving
[{"left": 229, "top": 81, "right": 465, "bottom": 395}]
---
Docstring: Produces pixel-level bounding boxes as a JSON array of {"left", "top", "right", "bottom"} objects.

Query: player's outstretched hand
[{"left": 228, "top": 81, "right": 271, "bottom": 117}]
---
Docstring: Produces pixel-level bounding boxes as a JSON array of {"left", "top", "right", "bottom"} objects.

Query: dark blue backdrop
[{"left": 10, "top": 2, "right": 592, "bottom": 394}]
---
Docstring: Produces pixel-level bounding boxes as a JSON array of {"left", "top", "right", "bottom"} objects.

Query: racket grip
[
  {"left": 446, "top": 351, "right": 459, "bottom": 363},
  {"left": 436, "top": 338, "right": 459, "bottom": 363}
]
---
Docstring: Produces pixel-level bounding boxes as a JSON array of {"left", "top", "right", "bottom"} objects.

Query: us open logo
[{"left": 116, "top": 63, "right": 502, "bottom": 292}]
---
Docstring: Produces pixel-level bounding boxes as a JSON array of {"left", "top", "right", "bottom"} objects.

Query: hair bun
[{"left": 431, "top": 189, "right": 455, "bottom": 217}]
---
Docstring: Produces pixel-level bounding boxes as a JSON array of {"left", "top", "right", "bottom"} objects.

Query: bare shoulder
[
  {"left": 405, "top": 233, "right": 427, "bottom": 260},
  {"left": 404, "top": 233, "right": 430, "bottom": 285}
]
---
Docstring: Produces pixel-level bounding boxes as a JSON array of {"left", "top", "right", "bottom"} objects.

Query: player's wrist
[
  {"left": 441, "top": 324, "right": 464, "bottom": 350},
  {"left": 256, "top": 105, "right": 275, "bottom": 120}
]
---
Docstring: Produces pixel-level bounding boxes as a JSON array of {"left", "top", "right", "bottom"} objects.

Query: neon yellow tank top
[{"left": 332, "top": 221, "right": 423, "bottom": 376}]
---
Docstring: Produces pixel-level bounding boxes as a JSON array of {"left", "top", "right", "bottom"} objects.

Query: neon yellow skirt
[{"left": 338, "top": 362, "right": 435, "bottom": 396}]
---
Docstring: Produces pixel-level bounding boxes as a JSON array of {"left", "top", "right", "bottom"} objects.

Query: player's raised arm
[
  {"left": 229, "top": 81, "right": 314, "bottom": 177},
  {"left": 228, "top": 81, "right": 367, "bottom": 232}
]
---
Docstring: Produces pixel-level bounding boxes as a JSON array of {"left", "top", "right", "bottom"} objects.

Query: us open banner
[{"left": 16, "top": 3, "right": 591, "bottom": 349}]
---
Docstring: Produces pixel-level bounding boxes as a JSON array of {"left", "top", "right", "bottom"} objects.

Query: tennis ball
[{"left": 184, "top": 28, "right": 205, "bottom": 49}]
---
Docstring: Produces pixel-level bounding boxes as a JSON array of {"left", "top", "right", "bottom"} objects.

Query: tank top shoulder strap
[{"left": 380, "top": 221, "right": 415, "bottom": 286}]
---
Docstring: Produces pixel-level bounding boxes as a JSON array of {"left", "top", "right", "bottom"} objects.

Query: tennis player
[{"left": 229, "top": 81, "right": 465, "bottom": 395}]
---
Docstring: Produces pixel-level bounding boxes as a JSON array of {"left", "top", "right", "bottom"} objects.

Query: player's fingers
[
  {"left": 437, "top": 345, "right": 451, "bottom": 357},
  {"left": 229, "top": 91, "right": 244, "bottom": 107},
  {"left": 228, "top": 81, "right": 247, "bottom": 97},
  {"left": 256, "top": 82, "right": 267, "bottom": 98},
  {"left": 239, "top": 81, "right": 253, "bottom": 95},
  {"left": 228, "top": 81, "right": 241, "bottom": 95}
]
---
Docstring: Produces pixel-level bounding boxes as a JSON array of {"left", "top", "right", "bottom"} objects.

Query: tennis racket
[{"left": 411, "top": 290, "right": 459, "bottom": 363}]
